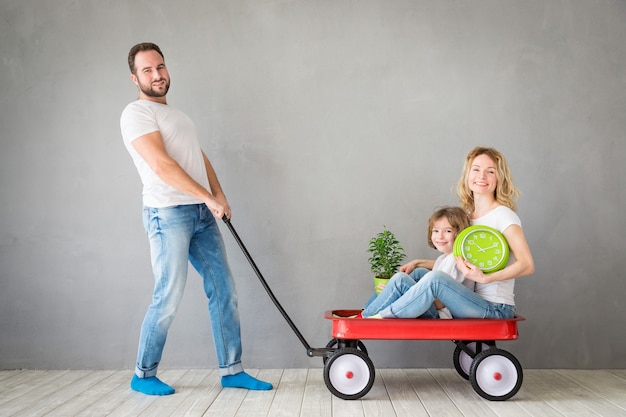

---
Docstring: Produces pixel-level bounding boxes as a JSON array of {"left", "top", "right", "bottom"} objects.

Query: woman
[{"left": 362, "top": 147, "right": 534, "bottom": 319}]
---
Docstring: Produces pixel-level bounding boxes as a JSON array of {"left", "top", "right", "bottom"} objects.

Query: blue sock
[
  {"left": 221, "top": 372, "right": 273, "bottom": 390},
  {"left": 131, "top": 375, "right": 175, "bottom": 396}
]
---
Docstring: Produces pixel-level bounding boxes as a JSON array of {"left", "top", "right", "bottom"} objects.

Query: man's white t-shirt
[{"left": 120, "top": 100, "right": 210, "bottom": 208}]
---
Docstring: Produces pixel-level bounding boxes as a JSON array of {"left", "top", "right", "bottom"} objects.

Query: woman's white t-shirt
[{"left": 472, "top": 206, "right": 521, "bottom": 305}]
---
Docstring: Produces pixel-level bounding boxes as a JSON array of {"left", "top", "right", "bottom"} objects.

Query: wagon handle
[{"left": 222, "top": 215, "right": 327, "bottom": 357}]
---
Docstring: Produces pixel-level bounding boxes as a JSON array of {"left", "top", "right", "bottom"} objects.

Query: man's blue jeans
[
  {"left": 135, "top": 204, "right": 244, "bottom": 378},
  {"left": 363, "top": 269, "right": 515, "bottom": 319}
]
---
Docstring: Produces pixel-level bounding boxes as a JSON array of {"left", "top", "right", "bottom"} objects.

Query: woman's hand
[{"left": 455, "top": 256, "right": 492, "bottom": 284}]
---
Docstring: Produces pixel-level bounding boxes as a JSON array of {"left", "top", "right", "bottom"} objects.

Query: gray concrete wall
[{"left": 1, "top": 0, "right": 625, "bottom": 371}]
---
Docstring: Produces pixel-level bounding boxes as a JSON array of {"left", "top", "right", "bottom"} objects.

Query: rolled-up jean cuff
[
  {"left": 219, "top": 362, "right": 244, "bottom": 376},
  {"left": 135, "top": 367, "right": 158, "bottom": 378}
]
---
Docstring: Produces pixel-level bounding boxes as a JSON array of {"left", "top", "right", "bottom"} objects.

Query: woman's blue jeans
[
  {"left": 136, "top": 204, "right": 244, "bottom": 378},
  {"left": 363, "top": 269, "right": 515, "bottom": 319}
]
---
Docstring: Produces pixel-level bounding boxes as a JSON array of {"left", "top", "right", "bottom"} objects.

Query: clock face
[{"left": 453, "top": 225, "right": 510, "bottom": 273}]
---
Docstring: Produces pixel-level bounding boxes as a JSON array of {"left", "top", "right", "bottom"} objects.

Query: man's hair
[{"left": 128, "top": 42, "right": 164, "bottom": 74}]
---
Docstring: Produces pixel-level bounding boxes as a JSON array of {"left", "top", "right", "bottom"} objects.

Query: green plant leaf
[{"left": 367, "top": 226, "right": 406, "bottom": 279}]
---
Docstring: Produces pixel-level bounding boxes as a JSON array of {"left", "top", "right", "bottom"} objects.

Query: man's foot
[
  {"left": 221, "top": 372, "right": 273, "bottom": 390},
  {"left": 130, "top": 375, "right": 175, "bottom": 395}
]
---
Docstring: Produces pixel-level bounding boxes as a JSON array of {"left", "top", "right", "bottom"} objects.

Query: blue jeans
[
  {"left": 362, "top": 268, "right": 439, "bottom": 319},
  {"left": 364, "top": 269, "right": 515, "bottom": 319},
  {"left": 136, "top": 204, "right": 244, "bottom": 378},
  {"left": 363, "top": 268, "right": 438, "bottom": 318}
]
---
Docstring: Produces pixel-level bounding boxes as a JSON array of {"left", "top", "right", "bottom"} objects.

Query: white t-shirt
[
  {"left": 120, "top": 100, "right": 210, "bottom": 208},
  {"left": 472, "top": 206, "right": 522, "bottom": 305},
  {"left": 433, "top": 253, "right": 475, "bottom": 291}
]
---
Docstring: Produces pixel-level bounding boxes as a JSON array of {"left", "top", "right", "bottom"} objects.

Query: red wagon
[
  {"left": 323, "top": 310, "right": 525, "bottom": 401},
  {"left": 223, "top": 218, "right": 525, "bottom": 402}
]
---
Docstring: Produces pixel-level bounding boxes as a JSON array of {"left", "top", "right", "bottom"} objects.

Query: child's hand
[
  {"left": 455, "top": 256, "right": 491, "bottom": 284},
  {"left": 376, "top": 282, "right": 387, "bottom": 293},
  {"left": 399, "top": 260, "right": 417, "bottom": 274}
]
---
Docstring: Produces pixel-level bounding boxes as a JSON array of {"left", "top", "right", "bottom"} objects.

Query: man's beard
[{"left": 139, "top": 78, "right": 170, "bottom": 98}]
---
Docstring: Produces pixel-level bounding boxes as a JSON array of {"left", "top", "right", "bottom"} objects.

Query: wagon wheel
[
  {"left": 323, "top": 339, "right": 368, "bottom": 364},
  {"left": 469, "top": 348, "right": 523, "bottom": 401},
  {"left": 323, "top": 347, "right": 375, "bottom": 400},
  {"left": 453, "top": 341, "right": 493, "bottom": 380}
]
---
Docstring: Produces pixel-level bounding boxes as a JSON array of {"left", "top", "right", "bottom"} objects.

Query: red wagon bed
[
  {"left": 322, "top": 310, "right": 525, "bottom": 401},
  {"left": 326, "top": 309, "right": 524, "bottom": 340}
]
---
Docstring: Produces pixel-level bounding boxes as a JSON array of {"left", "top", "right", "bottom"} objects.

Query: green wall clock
[{"left": 453, "top": 225, "right": 510, "bottom": 274}]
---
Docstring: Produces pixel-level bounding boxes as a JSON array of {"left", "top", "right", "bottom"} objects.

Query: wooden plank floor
[{"left": 1, "top": 369, "right": 625, "bottom": 416}]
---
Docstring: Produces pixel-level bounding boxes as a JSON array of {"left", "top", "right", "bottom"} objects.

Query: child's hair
[
  {"left": 426, "top": 206, "right": 471, "bottom": 249},
  {"left": 456, "top": 147, "right": 520, "bottom": 213}
]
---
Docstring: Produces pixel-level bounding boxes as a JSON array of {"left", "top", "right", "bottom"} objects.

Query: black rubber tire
[
  {"left": 453, "top": 341, "right": 492, "bottom": 380},
  {"left": 469, "top": 348, "right": 523, "bottom": 401},
  {"left": 323, "top": 347, "right": 375, "bottom": 400}
]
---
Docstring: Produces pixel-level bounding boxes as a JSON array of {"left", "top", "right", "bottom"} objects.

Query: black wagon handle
[{"left": 222, "top": 215, "right": 325, "bottom": 357}]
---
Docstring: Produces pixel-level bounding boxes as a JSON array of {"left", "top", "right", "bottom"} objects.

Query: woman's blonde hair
[
  {"left": 426, "top": 206, "right": 470, "bottom": 249},
  {"left": 457, "top": 147, "right": 519, "bottom": 213}
]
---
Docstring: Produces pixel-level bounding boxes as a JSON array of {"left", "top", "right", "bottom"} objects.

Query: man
[{"left": 120, "top": 42, "right": 272, "bottom": 396}]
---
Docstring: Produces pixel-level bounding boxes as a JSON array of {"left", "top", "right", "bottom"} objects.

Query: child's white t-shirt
[{"left": 433, "top": 253, "right": 475, "bottom": 291}]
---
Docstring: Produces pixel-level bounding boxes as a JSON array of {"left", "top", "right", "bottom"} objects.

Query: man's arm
[
  {"left": 202, "top": 152, "right": 231, "bottom": 218},
  {"left": 131, "top": 131, "right": 226, "bottom": 218}
]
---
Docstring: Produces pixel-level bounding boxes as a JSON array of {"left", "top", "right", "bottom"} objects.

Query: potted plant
[{"left": 368, "top": 226, "right": 406, "bottom": 295}]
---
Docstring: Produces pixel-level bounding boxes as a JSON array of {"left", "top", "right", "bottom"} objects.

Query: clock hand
[
  {"left": 477, "top": 243, "right": 499, "bottom": 252},
  {"left": 470, "top": 241, "right": 485, "bottom": 251}
]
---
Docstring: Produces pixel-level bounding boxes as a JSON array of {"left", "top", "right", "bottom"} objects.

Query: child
[{"left": 360, "top": 206, "right": 472, "bottom": 319}]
